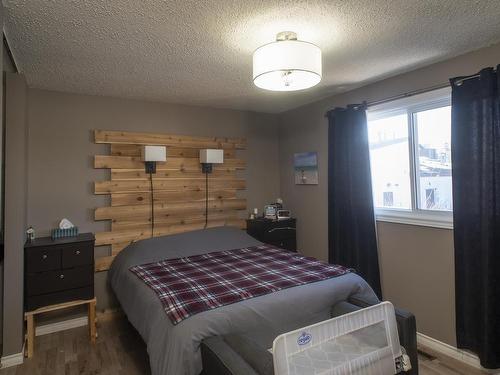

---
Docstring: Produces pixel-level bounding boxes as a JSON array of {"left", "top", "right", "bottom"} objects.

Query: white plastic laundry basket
[{"left": 272, "top": 302, "right": 403, "bottom": 375}]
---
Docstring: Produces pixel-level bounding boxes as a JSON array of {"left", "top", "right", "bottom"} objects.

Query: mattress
[{"left": 108, "top": 226, "right": 378, "bottom": 375}]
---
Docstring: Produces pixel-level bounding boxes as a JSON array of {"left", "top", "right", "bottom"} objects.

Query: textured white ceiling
[{"left": 4, "top": 1, "right": 500, "bottom": 113}]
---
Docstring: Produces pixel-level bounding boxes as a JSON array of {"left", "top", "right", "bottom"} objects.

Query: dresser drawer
[
  {"left": 26, "top": 247, "right": 61, "bottom": 273},
  {"left": 25, "top": 286, "right": 94, "bottom": 311},
  {"left": 26, "top": 265, "right": 93, "bottom": 296},
  {"left": 61, "top": 242, "right": 93, "bottom": 268}
]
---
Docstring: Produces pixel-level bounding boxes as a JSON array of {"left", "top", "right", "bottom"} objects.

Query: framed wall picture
[{"left": 294, "top": 152, "right": 318, "bottom": 185}]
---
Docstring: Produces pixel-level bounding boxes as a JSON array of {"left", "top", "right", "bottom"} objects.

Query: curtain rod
[
  {"left": 324, "top": 73, "right": 483, "bottom": 118},
  {"left": 364, "top": 82, "right": 449, "bottom": 108}
]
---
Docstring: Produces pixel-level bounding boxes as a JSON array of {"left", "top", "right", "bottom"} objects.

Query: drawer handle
[
  {"left": 268, "top": 227, "right": 296, "bottom": 233},
  {"left": 59, "top": 274, "right": 65, "bottom": 279},
  {"left": 42, "top": 254, "right": 48, "bottom": 260},
  {"left": 75, "top": 250, "right": 81, "bottom": 255}
]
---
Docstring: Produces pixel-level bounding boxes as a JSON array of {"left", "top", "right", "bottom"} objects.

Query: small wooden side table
[{"left": 24, "top": 297, "right": 97, "bottom": 358}]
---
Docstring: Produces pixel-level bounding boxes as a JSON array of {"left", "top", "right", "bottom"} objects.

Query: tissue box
[{"left": 51, "top": 227, "right": 79, "bottom": 240}]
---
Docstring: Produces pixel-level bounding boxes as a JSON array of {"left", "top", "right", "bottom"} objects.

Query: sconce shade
[
  {"left": 199, "top": 149, "right": 224, "bottom": 164},
  {"left": 142, "top": 145, "right": 167, "bottom": 162}
]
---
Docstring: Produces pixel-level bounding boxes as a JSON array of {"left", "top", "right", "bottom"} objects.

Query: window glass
[
  {"left": 414, "top": 106, "right": 453, "bottom": 211},
  {"left": 365, "top": 88, "right": 453, "bottom": 227},
  {"left": 368, "top": 114, "right": 412, "bottom": 209}
]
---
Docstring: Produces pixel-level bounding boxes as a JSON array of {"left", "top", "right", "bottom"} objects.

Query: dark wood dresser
[
  {"left": 24, "top": 233, "right": 95, "bottom": 311},
  {"left": 246, "top": 218, "right": 297, "bottom": 252}
]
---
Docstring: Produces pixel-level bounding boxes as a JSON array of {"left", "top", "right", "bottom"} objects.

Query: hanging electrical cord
[
  {"left": 143, "top": 145, "right": 166, "bottom": 238},
  {"left": 149, "top": 171, "right": 155, "bottom": 238},
  {"left": 204, "top": 170, "right": 209, "bottom": 229}
]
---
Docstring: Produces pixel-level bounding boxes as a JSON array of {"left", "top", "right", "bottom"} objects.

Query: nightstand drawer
[
  {"left": 62, "top": 242, "right": 93, "bottom": 268},
  {"left": 26, "top": 265, "right": 93, "bottom": 296},
  {"left": 26, "top": 247, "right": 61, "bottom": 273},
  {"left": 246, "top": 218, "right": 297, "bottom": 252},
  {"left": 263, "top": 226, "right": 296, "bottom": 241}
]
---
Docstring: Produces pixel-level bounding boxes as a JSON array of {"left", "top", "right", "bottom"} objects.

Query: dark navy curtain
[
  {"left": 327, "top": 105, "right": 382, "bottom": 299},
  {"left": 450, "top": 66, "right": 500, "bottom": 369}
]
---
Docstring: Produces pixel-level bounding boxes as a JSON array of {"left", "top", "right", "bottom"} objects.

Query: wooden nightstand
[
  {"left": 24, "top": 233, "right": 96, "bottom": 358},
  {"left": 246, "top": 218, "right": 297, "bottom": 252}
]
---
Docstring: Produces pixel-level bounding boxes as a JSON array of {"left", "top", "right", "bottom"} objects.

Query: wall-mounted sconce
[
  {"left": 142, "top": 145, "right": 167, "bottom": 174},
  {"left": 199, "top": 149, "right": 224, "bottom": 228},
  {"left": 141, "top": 145, "right": 167, "bottom": 237},
  {"left": 199, "top": 149, "right": 224, "bottom": 173}
]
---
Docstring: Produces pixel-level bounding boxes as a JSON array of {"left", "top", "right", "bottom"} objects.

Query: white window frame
[{"left": 366, "top": 87, "right": 453, "bottom": 229}]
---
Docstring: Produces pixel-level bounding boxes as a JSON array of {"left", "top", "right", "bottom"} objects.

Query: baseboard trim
[
  {"left": 1, "top": 346, "right": 24, "bottom": 368},
  {"left": 417, "top": 332, "right": 492, "bottom": 372},
  {"left": 36, "top": 316, "right": 88, "bottom": 336}
]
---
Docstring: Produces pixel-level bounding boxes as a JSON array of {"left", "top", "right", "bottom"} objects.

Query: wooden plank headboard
[{"left": 93, "top": 130, "right": 247, "bottom": 272}]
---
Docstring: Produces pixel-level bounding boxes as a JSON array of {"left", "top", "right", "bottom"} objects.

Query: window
[{"left": 367, "top": 88, "right": 453, "bottom": 228}]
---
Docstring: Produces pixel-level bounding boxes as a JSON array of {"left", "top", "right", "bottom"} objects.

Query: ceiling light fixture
[{"left": 252, "top": 31, "right": 322, "bottom": 92}]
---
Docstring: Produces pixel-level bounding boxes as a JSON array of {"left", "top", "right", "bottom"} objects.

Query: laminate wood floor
[
  {"left": 0, "top": 314, "right": 149, "bottom": 375},
  {"left": 0, "top": 314, "right": 491, "bottom": 375}
]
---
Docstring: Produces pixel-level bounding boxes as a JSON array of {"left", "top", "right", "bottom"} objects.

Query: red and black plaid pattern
[{"left": 129, "top": 245, "right": 351, "bottom": 325}]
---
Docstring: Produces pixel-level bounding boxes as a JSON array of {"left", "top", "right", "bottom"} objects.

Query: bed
[{"left": 108, "top": 226, "right": 381, "bottom": 375}]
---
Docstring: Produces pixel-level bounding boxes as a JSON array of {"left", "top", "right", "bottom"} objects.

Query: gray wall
[
  {"left": 26, "top": 89, "right": 281, "bottom": 310},
  {"left": 0, "top": 4, "right": 4, "bottom": 354},
  {"left": 1, "top": 23, "right": 18, "bottom": 356},
  {"left": 278, "top": 41, "right": 500, "bottom": 347},
  {"left": 376, "top": 222, "right": 455, "bottom": 344},
  {"left": 3, "top": 73, "right": 28, "bottom": 356}
]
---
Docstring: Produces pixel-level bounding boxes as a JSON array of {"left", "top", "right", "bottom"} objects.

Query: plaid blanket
[{"left": 129, "top": 245, "right": 351, "bottom": 325}]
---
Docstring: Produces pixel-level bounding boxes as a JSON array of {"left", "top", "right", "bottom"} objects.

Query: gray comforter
[{"left": 108, "top": 226, "right": 378, "bottom": 375}]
